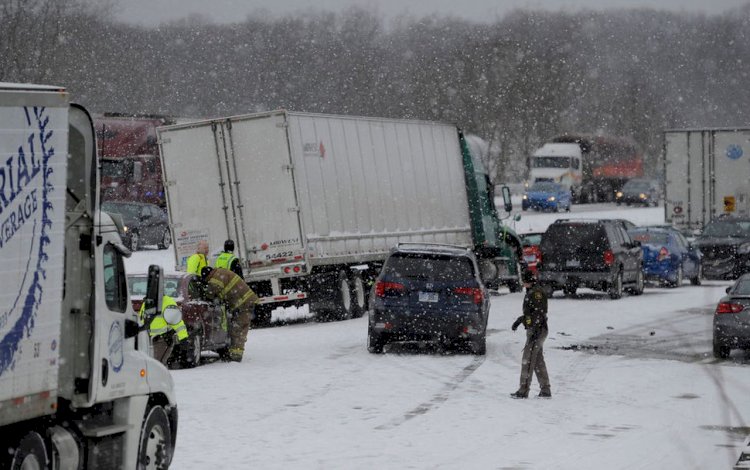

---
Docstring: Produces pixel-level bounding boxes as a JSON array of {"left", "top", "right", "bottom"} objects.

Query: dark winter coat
[{"left": 512, "top": 285, "right": 548, "bottom": 335}]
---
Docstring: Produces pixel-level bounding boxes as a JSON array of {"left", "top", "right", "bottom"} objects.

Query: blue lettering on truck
[{"left": 0, "top": 107, "right": 56, "bottom": 376}]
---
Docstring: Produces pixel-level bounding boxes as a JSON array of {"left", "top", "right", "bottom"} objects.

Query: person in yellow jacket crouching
[{"left": 139, "top": 295, "right": 189, "bottom": 365}]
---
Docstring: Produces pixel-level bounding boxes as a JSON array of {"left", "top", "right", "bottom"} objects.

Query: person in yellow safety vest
[
  {"left": 139, "top": 295, "right": 189, "bottom": 365},
  {"left": 214, "top": 239, "right": 244, "bottom": 278},
  {"left": 186, "top": 240, "right": 209, "bottom": 275},
  {"left": 200, "top": 266, "right": 259, "bottom": 362}
]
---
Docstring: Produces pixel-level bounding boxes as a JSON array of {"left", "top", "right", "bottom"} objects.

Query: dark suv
[
  {"left": 537, "top": 219, "right": 644, "bottom": 299},
  {"left": 368, "top": 243, "right": 490, "bottom": 355},
  {"left": 694, "top": 217, "right": 750, "bottom": 280}
]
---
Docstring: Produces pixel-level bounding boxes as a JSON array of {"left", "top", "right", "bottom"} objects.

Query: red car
[
  {"left": 128, "top": 272, "right": 231, "bottom": 368},
  {"left": 520, "top": 233, "right": 544, "bottom": 277}
]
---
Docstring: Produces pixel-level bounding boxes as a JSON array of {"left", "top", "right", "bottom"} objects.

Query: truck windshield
[
  {"left": 702, "top": 220, "right": 750, "bottom": 238},
  {"left": 532, "top": 156, "right": 570, "bottom": 168},
  {"left": 101, "top": 160, "right": 131, "bottom": 178}
]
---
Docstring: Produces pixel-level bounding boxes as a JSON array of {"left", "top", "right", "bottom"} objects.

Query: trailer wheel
[
  {"left": 138, "top": 405, "right": 172, "bottom": 470},
  {"left": 333, "top": 270, "right": 354, "bottom": 320},
  {"left": 351, "top": 272, "right": 367, "bottom": 318},
  {"left": 8, "top": 432, "right": 47, "bottom": 470}
]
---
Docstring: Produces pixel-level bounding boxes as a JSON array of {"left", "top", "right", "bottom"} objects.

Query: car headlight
[
  {"left": 739, "top": 242, "right": 750, "bottom": 254},
  {"left": 548, "top": 196, "right": 556, "bottom": 202},
  {"left": 523, "top": 194, "right": 528, "bottom": 200},
  {"left": 123, "top": 225, "right": 129, "bottom": 233},
  {"left": 616, "top": 191, "right": 623, "bottom": 198},
  {"left": 639, "top": 193, "right": 647, "bottom": 199}
]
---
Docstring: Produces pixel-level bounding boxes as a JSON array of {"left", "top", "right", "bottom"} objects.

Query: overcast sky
[{"left": 117, "top": 0, "right": 750, "bottom": 26}]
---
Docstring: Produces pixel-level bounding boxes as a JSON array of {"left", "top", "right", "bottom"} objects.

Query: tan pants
[
  {"left": 229, "top": 304, "right": 253, "bottom": 351},
  {"left": 518, "top": 327, "right": 550, "bottom": 394},
  {"left": 152, "top": 335, "right": 175, "bottom": 366}
]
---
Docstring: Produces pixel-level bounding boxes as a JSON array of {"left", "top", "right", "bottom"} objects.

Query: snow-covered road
[{"left": 126, "top": 204, "right": 750, "bottom": 469}]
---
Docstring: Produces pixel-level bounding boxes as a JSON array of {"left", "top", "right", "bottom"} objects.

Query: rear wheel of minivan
[
  {"left": 368, "top": 324, "right": 385, "bottom": 354},
  {"left": 471, "top": 334, "right": 486, "bottom": 355},
  {"left": 608, "top": 271, "right": 623, "bottom": 299}
]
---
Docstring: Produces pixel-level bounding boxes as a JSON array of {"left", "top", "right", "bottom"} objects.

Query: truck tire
[
  {"left": 333, "top": 270, "right": 354, "bottom": 320},
  {"left": 8, "top": 432, "right": 47, "bottom": 470},
  {"left": 138, "top": 405, "right": 172, "bottom": 470},
  {"left": 670, "top": 266, "right": 683, "bottom": 288},
  {"left": 252, "top": 305, "right": 272, "bottom": 328},
  {"left": 157, "top": 229, "right": 171, "bottom": 250},
  {"left": 608, "top": 271, "right": 623, "bottom": 299},
  {"left": 351, "top": 272, "right": 367, "bottom": 318}
]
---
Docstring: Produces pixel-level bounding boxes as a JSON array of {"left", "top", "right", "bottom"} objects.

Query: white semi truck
[
  {"left": 158, "top": 110, "right": 523, "bottom": 324},
  {"left": 664, "top": 128, "right": 750, "bottom": 233},
  {"left": 0, "top": 83, "right": 178, "bottom": 468}
]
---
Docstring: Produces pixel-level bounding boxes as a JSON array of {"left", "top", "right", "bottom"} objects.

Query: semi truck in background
[
  {"left": 0, "top": 84, "right": 178, "bottom": 468},
  {"left": 664, "top": 128, "right": 750, "bottom": 233},
  {"left": 157, "top": 111, "right": 524, "bottom": 325},
  {"left": 528, "top": 134, "right": 644, "bottom": 203},
  {"left": 95, "top": 114, "right": 173, "bottom": 207}
]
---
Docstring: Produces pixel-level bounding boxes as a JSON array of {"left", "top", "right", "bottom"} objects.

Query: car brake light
[
  {"left": 603, "top": 250, "right": 615, "bottom": 266},
  {"left": 454, "top": 287, "right": 483, "bottom": 304},
  {"left": 658, "top": 247, "right": 669, "bottom": 261},
  {"left": 375, "top": 281, "right": 405, "bottom": 297},
  {"left": 716, "top": 302, "right": 745, "bottom": 314}
]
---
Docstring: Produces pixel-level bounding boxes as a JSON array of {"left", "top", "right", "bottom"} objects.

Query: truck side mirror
[
  {"left": 501, "top": 186, "right": 513, "bottom": 213},
  {"left": 145, "top": 264, "right": 164, "bottom": 316}
]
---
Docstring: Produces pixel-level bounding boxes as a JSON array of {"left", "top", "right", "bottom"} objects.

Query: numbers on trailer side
[{"left": 265, "top": 251, "right": 294, "bottom": 260}]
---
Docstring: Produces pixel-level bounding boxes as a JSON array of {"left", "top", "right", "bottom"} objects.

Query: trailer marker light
[
  {"left": 293, "top": 266, "right": 301, "bottom": 273},
  {"left": 140, "top": 369, "right": 146, "bottom": 377}
]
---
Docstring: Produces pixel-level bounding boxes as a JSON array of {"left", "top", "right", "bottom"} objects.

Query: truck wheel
[
  {"left": 252, "top": 305, "right": 272, "bottom": 328},
  {"left": 157, "top": 229, "right": 171, "bottom": 249},
  {"left": 139, "top": 405, "right": 172, "bottom": 470},
  {"left": 630, "top": 269, "right": 645, "bottom": 295},
  {"left": 333, "top": 271, "right": 354, "bottom": 320},
  {"left": 608, "top": 271, "right": 623, "bottom": 299},
  {"left": 670, "top": 266, "right": 683, "bottom": 288},
  {"left": 180, "top": 332, "right": 203, "bottom": 368},
  {"left": 351, "top": 272, "right": 367, "bottom": 318},
  {"left": 563, "top": 285, "right": 577, "bottom": 297},
  {"left": 130, "top": 231, "right": 140, "bottom": 251},
  {"left": 8, "top": 432, "right": 47, "bottom": 470}
]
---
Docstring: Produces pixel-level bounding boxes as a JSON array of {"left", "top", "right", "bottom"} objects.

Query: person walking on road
[
  {"left": 510, "top": 269, "right": 551, "bottom": 399},
  {"left": 214, "top": 239, "right": 244, "bottom": 278},
  {"left": 186, "top": 240, "right": 209, "bottom": 275},
  {"left": 200, "top": 266, "right": 259, "bottom": 362}
]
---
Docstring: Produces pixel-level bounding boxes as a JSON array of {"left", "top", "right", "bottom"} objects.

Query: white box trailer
[
  {"left": 664, "top": 128, "right": 750, "bottom": 232},
  {"left": 0, "top": 83, "right": 177, "bottom": 468},
  {"left": 158, "top": 111, "right": 483, "bottom": 321}
]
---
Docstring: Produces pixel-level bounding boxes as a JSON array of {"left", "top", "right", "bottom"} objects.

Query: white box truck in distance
[
  {"left": 664, "top": 128, "right": 750, "bottom": 232},
  {"left": 0, "top": 83, "right": 177, "bottom": 468},
  {"left": 158, "top": 111, "right": 523, "bottom": 324}
]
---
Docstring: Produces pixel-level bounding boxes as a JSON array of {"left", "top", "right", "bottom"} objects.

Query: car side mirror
[
  {"left": 163, "top": 307, "right": 183, "bottom": 325},
  {"left": 124, "top": 318, "right": 141, "bottom": 339},
  {"left": 726, "top": 287, "right": 732, "bottom": 294}
]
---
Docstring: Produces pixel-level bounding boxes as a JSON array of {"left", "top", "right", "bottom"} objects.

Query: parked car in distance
[
  {"left": 522, "top": 182, "right": 572, "bottom": 212},
  {"left": 616, "top": 178, "right": 661, "bottom": 206},
  {"left": 128, "top": 272, "right": 231, "bottom": 368},
  {"left": 538, "top": 219, "right": 644, "bottom": 299},
  {"left": 694, "top": 217, "right": 750, "bottom": 280},
  {"left": 712, "top": 273, "right": 750, "bottom": 358},
  {"left": 627, "top": 226, "right": 702, "bottom": 287},
  {"left": 368, "top": 243, "right": 490, "bottom": 355},
  {"left": 520, "top": 232, "right": 544, "bottom": 276},
  {"left": 102, "top": 200, "right": 171, "bottom": 251}
]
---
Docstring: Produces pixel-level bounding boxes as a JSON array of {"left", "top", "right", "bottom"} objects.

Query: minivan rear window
[
  {"left": 542, "top": 224, "right": 607, "bottom": 251},
  {"left": 383, "top": 254, "right": 475, "bottom": 282}
]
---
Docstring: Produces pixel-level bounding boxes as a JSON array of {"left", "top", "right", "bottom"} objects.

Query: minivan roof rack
[{"left": 395, "top": 242, "right": 472, "bottom": 252}]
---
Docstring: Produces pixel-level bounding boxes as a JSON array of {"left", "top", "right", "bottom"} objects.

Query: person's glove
[{"left": 511, "top": 317, "right": 522, "bottom": 331}]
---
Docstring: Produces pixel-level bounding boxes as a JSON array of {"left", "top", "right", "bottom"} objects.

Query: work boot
[
  {"left": 228, "top": 347, "right": 244, "bottom": 362},
  {"left": 510, "top": 391, "right": 528, "bottom": 399},
  {"left": 538, "top": 389, "right": 552, "bottom": 398}
]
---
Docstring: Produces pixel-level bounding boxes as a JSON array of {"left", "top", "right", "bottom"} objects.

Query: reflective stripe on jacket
[
  {"left": 205, "top": 267, "right": 259, "bottom": 310},
  {"left": 139, "top": 295, "right": 189, "bottom": 340}
]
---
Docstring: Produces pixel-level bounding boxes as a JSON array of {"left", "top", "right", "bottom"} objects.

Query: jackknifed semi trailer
[{"left": 158, "top": 111, "right": 522, "bottom": 324}]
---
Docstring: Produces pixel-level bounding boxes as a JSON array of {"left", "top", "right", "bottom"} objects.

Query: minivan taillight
[
  {"left": 658, "top": 247, "right": 669, "bottom": 261},
  {"left": 716, "top": 302, "right": 745, "bottom": 314},
  {"left": 603, "top": 250, "right": 615, "bottom": 266},
  {"left": 454, "top": 287, "right": 483, "bottom": 304},
  {"left": 375, "top": 281, "right": 405, "bottom": 297}
]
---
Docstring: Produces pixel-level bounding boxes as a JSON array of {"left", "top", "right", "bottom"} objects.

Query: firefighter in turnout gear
[
  {"left": 186, "top": 239, "right": 209, "bottom": 275},
  {"left": 139, "top": 295, "right": 189, "bottom": 365},
  {"left": 200, "top": 266, "right": 259, "bottom": 362},
  {"left": 214, "top": 239, "right": 244, "bottom": 279},
  {"left": 510, "top": 269, "right": 551, "bottom": 399}
]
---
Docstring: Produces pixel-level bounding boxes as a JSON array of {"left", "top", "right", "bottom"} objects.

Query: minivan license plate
[
  {"left": 566, "top": 259, "right": 581, "bottom": 267},
  {"left": 419, "top": 292, "right": 439, "bottom": 303}
]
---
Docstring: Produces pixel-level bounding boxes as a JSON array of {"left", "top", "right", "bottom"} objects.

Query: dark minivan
[
  {"left": 537, "top": 219, "right": 644, "bottom": 299},
  {"left": 368, "top": 243, "right": 490, "bottom": 355}
]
